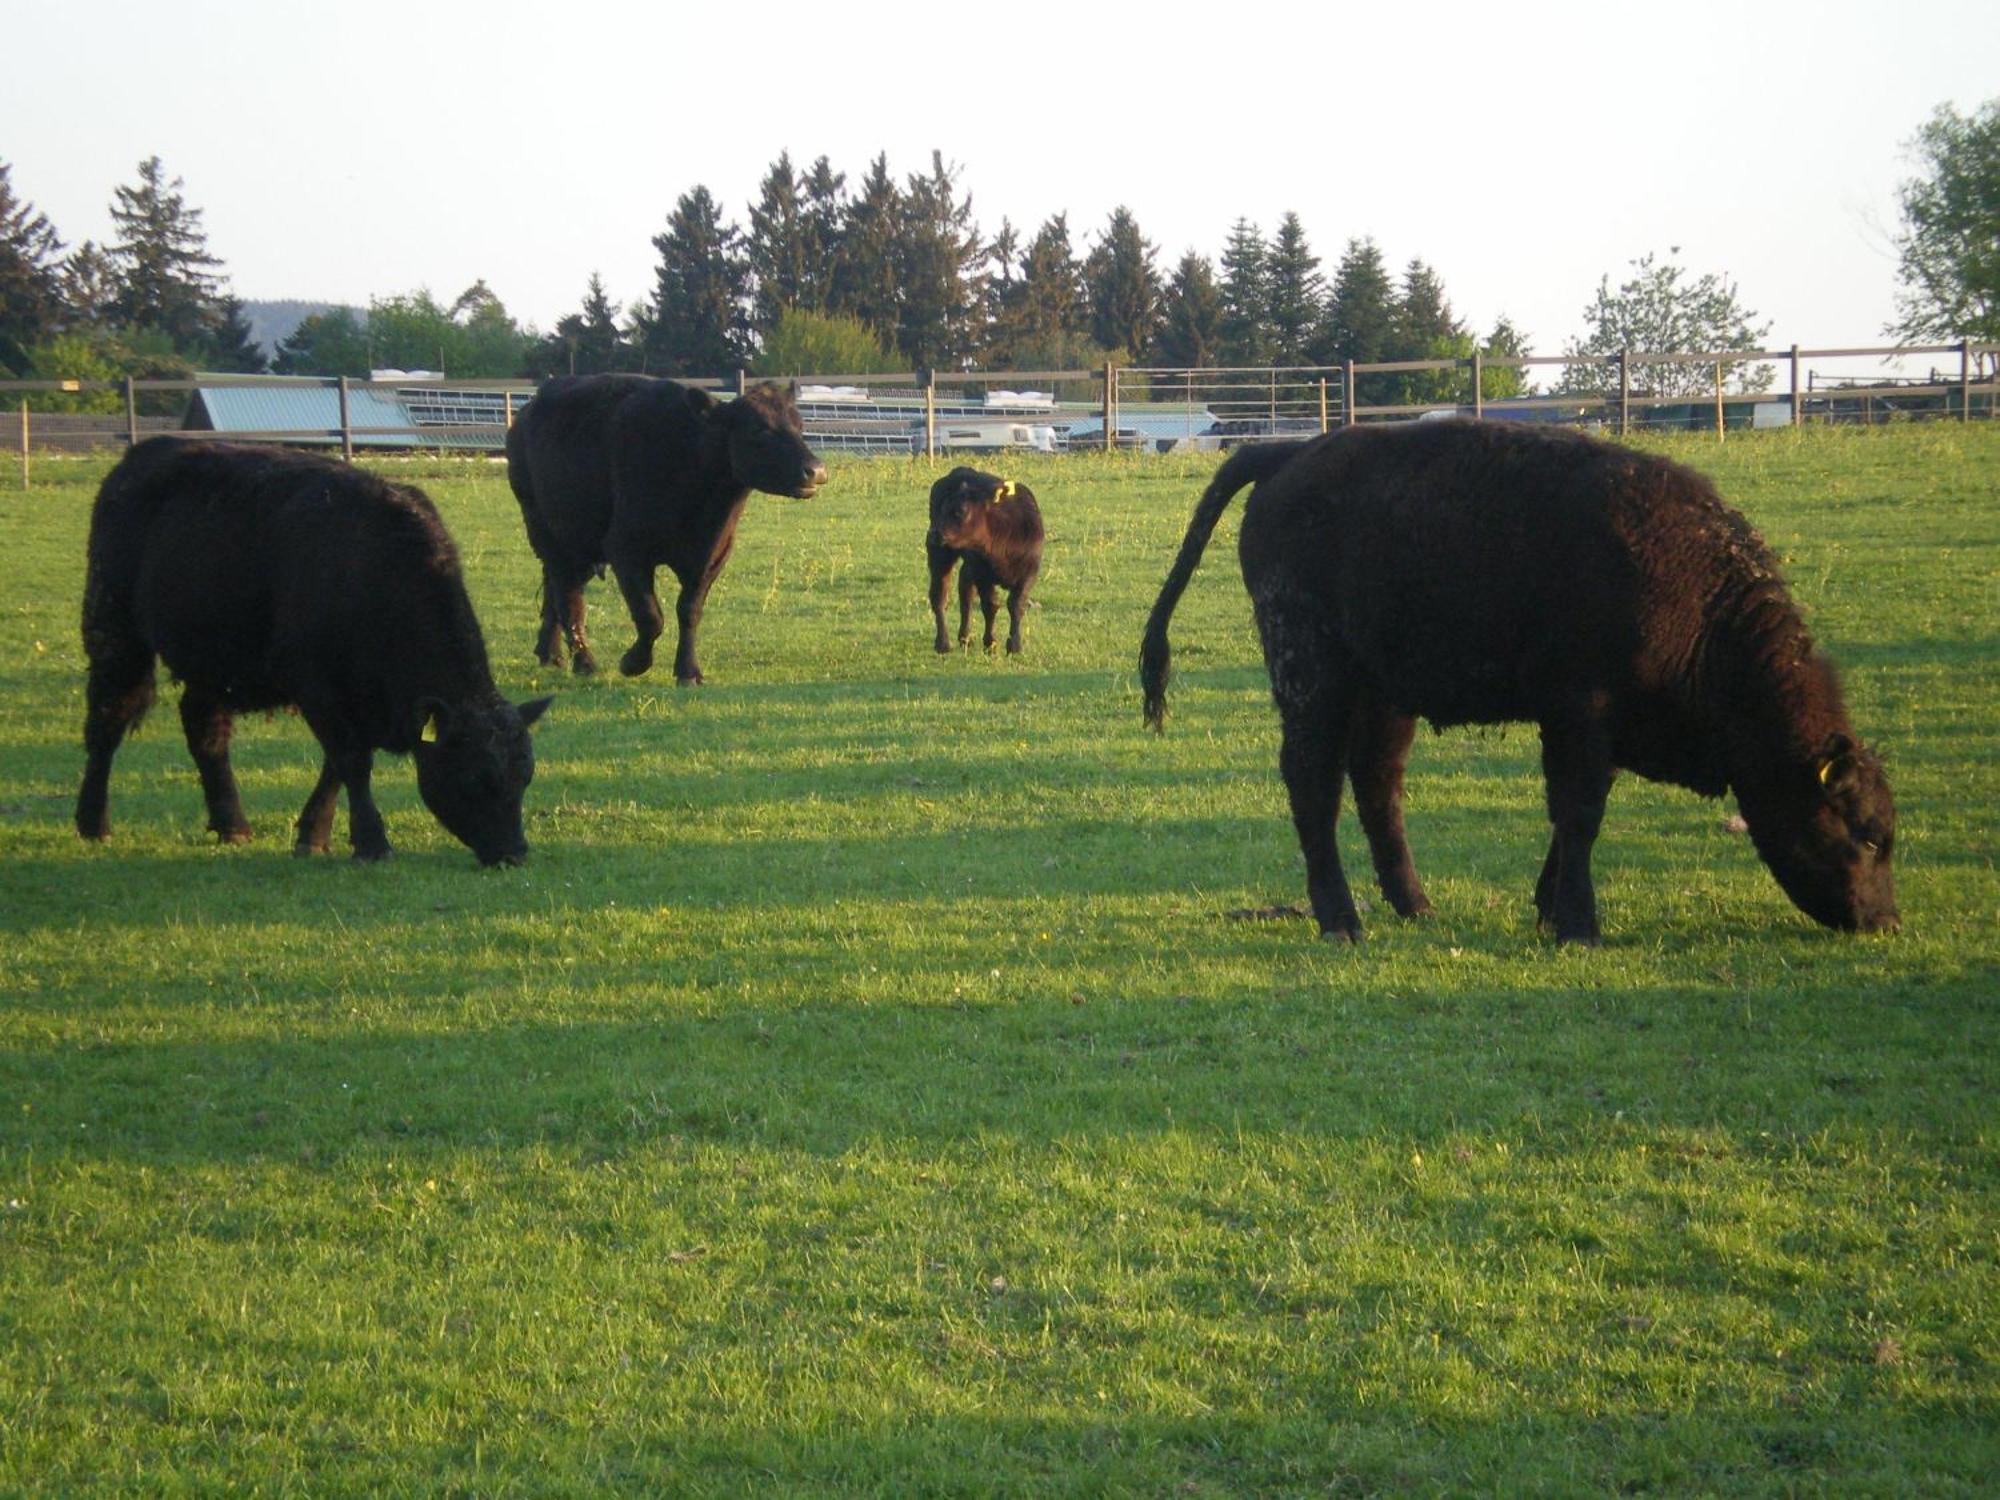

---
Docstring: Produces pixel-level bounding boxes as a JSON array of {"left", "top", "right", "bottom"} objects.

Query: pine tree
[
  {"left": 1265, "top": 213, "right": 1325, "bottom": 365},
  {"left": 60, "top": 241, "right": 119, "bottom": 330},
  {"left": 1319, "top": 237, "right": 1398, "bottom": 402},
  {"left": 1155, "top": 251, "right": 1225, "bottom": 369},
  {"left": 1007, "top": 213, "right": 1085, "bottom": 362},
  {"left": 1218, "top": 218, "right": 1272, "bottom": 365},
  {"left": 639, "top": 185, "right": 750, "bottom": 377},
  {"left": 0, "top": 160, "right": 65, "bottom": 374},
  {"left": 1083, "top": 206, "right": 1161, "bottom": 362},
  {"left": 894, "top": 151, "right": 983, "bottom": 371},
  {"left": 271, "top": 306, "right": 370, "bottom": 377},
  {"left": 799, "top": 156, "right": 847, "bottom": 314},
  {"left": 105, "top": 156, "right": 225, "bottom": 352},
  {"left": 830, "top": 155, "right": 902, "bottom": 350},
  {"left": 1389, "top": 257, "right": 1467, "bottom": 404},
  {"left": 980, "top": 216, "right": 1021, "bottom": 362},
  {"left": 747, "top": 150, "right": 812, "bottom": 340},
  {"left": 201, "top": 293, "right": 267, "bottom": 373}
]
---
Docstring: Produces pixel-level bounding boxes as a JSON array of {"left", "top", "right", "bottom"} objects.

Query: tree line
[{"left": 3, "top": 106, "right": 1991, "bottom": 402}]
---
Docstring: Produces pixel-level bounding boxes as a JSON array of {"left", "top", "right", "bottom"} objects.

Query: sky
[{"left": 6, "top": 0, "right": 1995, "bottom": 364}]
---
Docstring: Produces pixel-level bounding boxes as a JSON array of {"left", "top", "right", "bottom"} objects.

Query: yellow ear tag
[
  {"left": 421, "top": 719, "right": 440, "bottom": 745},
  {"left": 1817, "top": 758, "right": 1834, "bottom": 785},
  {"left": 996, "top": 481, "right": 1015, "bottom": 501}
]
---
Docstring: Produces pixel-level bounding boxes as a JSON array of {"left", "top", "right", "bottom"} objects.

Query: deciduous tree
[
  {"left": 1560, "top": 248, "right": 1772, "bottom": 398},
  {"left": 1887, "top": 98, "right": 1999, "bottom": 372}
]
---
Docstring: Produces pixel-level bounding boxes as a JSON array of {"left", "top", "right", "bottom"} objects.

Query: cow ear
[{"left": 516, "top": 695, "right": 554, "bottom": 730}]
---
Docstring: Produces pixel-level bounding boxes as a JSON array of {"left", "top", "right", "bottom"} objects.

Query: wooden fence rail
[{"left": 5, "top": 338, "right": 1995, "bottom": 484}]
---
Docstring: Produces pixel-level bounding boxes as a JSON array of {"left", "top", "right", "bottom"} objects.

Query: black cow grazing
[
  {"left": 1140, "top": 420, "right": 1898, "bottom": 944},
  {"left": 926, "top": 466, "right": 1044, "bottom": 654},
  {"left": 506, "top": 375, "right": 827, "bottom": 683},
  {"left": 76, "top": 438, "right": 553, "bottom": 866}
]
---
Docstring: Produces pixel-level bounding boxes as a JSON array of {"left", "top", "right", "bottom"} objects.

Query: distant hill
[{"left": 241, "top": 300, "right": 360, "bottom": 361}]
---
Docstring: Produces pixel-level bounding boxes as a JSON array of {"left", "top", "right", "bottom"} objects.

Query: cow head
[
  {"left": 718, "top": 382, "right": 827, "bottom": 499},
  {"left": 932, "top": 468, "right": 1014, "bottom": 550},
  {"left": 1740, "top": 732, "right": 1899, "bottom": 933},
  {"left": 412, "top": 695, "right": 554, "bottom": 867}
]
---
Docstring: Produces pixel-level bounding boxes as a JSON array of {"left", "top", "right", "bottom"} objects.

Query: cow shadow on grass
[{"left": 2, "top": 932, "right": 1986, "bottom": 1171}]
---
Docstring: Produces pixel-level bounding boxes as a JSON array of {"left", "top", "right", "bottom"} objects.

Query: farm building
[{"left": 181, "top": 381, "right": 516, "bottom": 450}]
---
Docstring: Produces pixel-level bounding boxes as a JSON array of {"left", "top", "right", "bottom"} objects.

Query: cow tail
[{"left": 1140, "top": 441, "right": 1309, "bottom": 730}]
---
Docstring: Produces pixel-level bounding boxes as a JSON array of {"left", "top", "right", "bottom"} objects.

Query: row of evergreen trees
[
  {"left": 2, "top": 149, "right": 1530, "bottom": 393},
  {"left": 546, "top": 149, "right": 1534, "bottom": 398},
  {"left": 0, "top": 157, "right": 264, "bottom": 392}
]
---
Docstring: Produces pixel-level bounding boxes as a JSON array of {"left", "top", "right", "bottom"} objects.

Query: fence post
[
  {"left": 1963, "top": 339, "right": 1973, "bottom": 422},
  {"left": 503, "top": 390, "right": 514, "bottom": 429},
  {"left": 736, "top": 368, "right": 748, "bottom": 397},
  {"left": 125, "top": 376, "right": 138, "bottom": 447},
  {"left": 924, "top": 370, "right": 937, "bottom": 459},
  {"left": 1342, "top": 361, "right": 1356, "bottom": 427},
  {"left": 1790, "top": 345, "right": 1802, "bottom": 427},
  {"left": 1102, "top": 362, "right": 1115, "bottom": 453},
  {"left": 1618, "top": 349, "right": 1631, "bottom": 437},
  {"left": 337, "top": 376, "right": 353, "bottom": 461},
  {"left": 1715, "top": 360, "right": 1725, "bottom": 441},
  {"left": 17, "top": 400, "right": 27, "bottom": 491},
  {"left": 1471, "top": 351, "right": 1484, "bottom": 420},
  {"left": 1318, "top": 377, "right": 1329, "bottom": 434}
]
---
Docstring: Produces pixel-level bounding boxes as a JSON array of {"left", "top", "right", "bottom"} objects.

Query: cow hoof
[
  {"left": 293, "top": 842, "right": 328, "bottom": 858},
  {"left": 618, "top": 648, "right": 652, "bottom": 677},
  {"left": 1319, "top": 924, "right": 1363, "bottom": 944},
  {"left": 351, "top": 846, "right": 393, "bottom": 863},
  {"left": 675, "top": 671, "right": 704, "bottom": 687},
  {"left": 214, "top": 826, "right": 253, "bottom": 845},
  {"left": 571, "top": 656, "right": 597, "bottom": 677},
  {"left": 933, "top": 639, "right": 951, "bottom": 655}
]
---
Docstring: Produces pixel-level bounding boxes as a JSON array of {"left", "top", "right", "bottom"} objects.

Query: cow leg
[
  {"left": 1348, "top": 693, "right": 1430, "bottom": 918},
  {"left": 1277, "top": 687, "right": 1365, "bottom": 943},
  {"left": 927, "top": 545, "right": 956, "bottom": 654},
  {"left": 956, "top": 571, "right": 976, "bottom": 649},
  {"left": 976, "top": 580, "right": 1000, "bottom": 653},
  {"left": 178, "top": 687, "right": 252, "bottom": 843},
  {"left": 534, "top": 565, "right": 564, "bottom": 669},
  {"left": 1537, "top": 708, "right": 1617, "bottom": 944},
  {"left": 610, "top": 559, "right": 665, "bottom": 679},
  {"left": 561, "top": 580, "right": 596, "bottom": 675},
  {"left": 333, "top": 747, "right": 392, "bottom": 861},
  {"left": 1003, "top": 583, "right": 1028, "bottom": 655},
  {"left": 670, "top": 569, "right": 721, "bottom": 686},
  {"left": 294, "top": 757, "right": 341, "bottom": 856},
  {"left": 75, "top": 642, "right": 157, "bottom": 841}
]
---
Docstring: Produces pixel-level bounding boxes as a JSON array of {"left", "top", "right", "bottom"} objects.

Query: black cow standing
[
  {"left": 76, "top": 438, "right": 552, "bottom": 866},
  {"left": 926, "top": 466, "right": 1044, "bottom": 654},
  {"left": 1141, "top": 420, "right": 1899, "bottom": 943},
  {"left": 506, "top": 375, "right": 827, "bottom": 683}
]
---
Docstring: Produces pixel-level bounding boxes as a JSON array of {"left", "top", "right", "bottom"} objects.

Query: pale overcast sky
[{"left": 6, "top": 0, "right": 1995, "bottom": 358}]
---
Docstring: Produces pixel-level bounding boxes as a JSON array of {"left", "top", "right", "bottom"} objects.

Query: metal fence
[{"left": 6, "top": 339, "right": 1995, "bottom": 482}]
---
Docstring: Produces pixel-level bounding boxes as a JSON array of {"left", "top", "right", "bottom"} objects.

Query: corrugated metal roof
[
  {"left": 182, "top": 386, "right": 507, "bottom": 449},
  {"left": 185, "top": 385, "right": 420, "bottom": 448}
]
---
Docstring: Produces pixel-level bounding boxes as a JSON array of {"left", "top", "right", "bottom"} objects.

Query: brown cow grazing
[
  {"left": 506, "top": 374, "right": 827, "bottom": 683},
  {"left": 1141, "top": 420, "right": 1898, "bottom": 944},
  {"left": 76, "top": 438, "right": 552, "bottom": 866},
  {"left": 926, "top": 466, "right": 1044, "bottom": 654}
]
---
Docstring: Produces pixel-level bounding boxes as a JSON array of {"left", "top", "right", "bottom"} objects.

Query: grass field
[{"left": 1, "top": 423, "right": 1995, "bottom": 1495}]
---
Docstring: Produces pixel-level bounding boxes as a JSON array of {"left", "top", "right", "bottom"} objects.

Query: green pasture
[{"left": 1, "top": 424, "right": 1995, "bottom": 1495}]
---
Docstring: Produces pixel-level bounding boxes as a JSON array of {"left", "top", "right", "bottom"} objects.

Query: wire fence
[{"left": 6, "top": 339, "right": 1995, "bottom": 483}]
